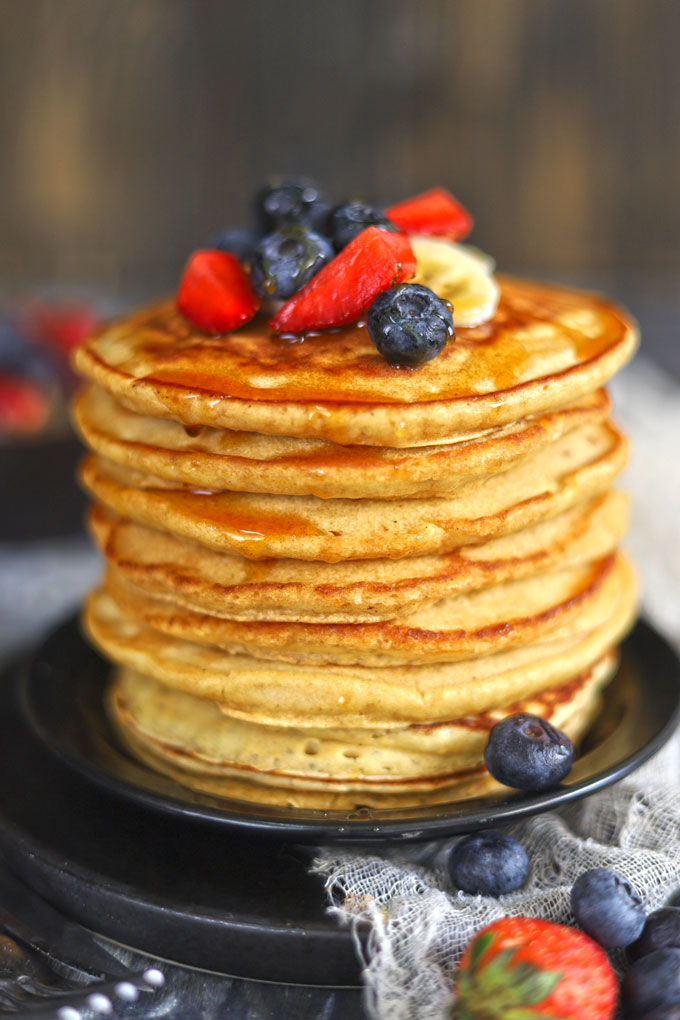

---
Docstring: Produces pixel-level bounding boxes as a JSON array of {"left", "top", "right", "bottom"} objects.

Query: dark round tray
[{"left": 19, "top": 615, "right": 680, "bottom": 844}]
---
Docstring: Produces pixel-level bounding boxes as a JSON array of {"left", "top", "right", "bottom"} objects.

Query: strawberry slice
[
  {"left": 0, "top": 376, "right": 50, "bottom": 434},
  {"left": 177, "top": 250, "right": 260, "bottom": 333},
  {"left": 386, "top": 187, "right": 473, "bottom": 241},
  {"left": 270, "top": 226, "right": 416, "bottom": 334}
]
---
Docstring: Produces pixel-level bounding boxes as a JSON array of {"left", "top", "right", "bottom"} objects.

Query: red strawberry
[
  {"left": 270, "top": 226, "right": 416, "bottom": 334},
  {"left": 30, "top": 304, "right": 98, "bottom": 354},
  {"left": 454, "top": 917, "right": 617, "bottom": 1020},
  {"left": 177, "top": 250, "right": 260, "bottom": 333},
  {"left": 386, "top": 187, "right": 474, "bottom": 241},
  {"left": 0, "top": 376, "right": 50, "bottom": 434}
]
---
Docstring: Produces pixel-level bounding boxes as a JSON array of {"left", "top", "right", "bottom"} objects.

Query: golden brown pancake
[
  {"left": 74, "top": 384, "right": 611, "bottom": 500},
  {"left": 73, "top": 278, "right": 638, "bottom": 446},
  {"left": 85, "top": 556, "right": 636, "bottom": 728},
  {"left": 104, "top": 553, "right": 619, "bottom": 667},
  {"left": 109, "top": 656, "right": 612, "bottom": 809},
  {"left": 89, "top": 491, "right": 628, "bottom": 623},
  {"left": 79, "top": 421, "right": 627, "bottom": 562},
  {"left": 73, "top": 268, "right": 638, "bottom": 811},
  {"left": 109, "top": 653, "right": 613, "bottom": 793}
]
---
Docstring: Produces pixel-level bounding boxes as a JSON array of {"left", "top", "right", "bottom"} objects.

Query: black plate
[{"left": 20, "top": 615, "right": 680, "bottom": 845}]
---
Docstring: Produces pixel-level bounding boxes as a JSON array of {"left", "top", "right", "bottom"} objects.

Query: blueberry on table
[
  {"left": 329, "top": 202, "right": 396, "bottom": 250},
  {"left": 571, "top": 868, "right": 646, "bottom": 947},
  {"left": 631, "top": 907, "right": 680, "bottom": 961},
  {"left": 250, "top": 226, "right": 333, "bottom": 300},
  {"left": 622, "top": 948, "right": 680, "bottom": 1017},
  {"left": 366, "top": 284, "right": 454, "bottom": 367},
  {"left": 483, "top": 713, "right": 575, "bottom": 792},
  {"left": 447, "top": 830, "right": 529, "bottom": 896},
  {"left": 212, "top": 227, "right": 260, "bottom": 264},
  {"left": 256, "top": 177, "right": 329, "bottom": 232}
]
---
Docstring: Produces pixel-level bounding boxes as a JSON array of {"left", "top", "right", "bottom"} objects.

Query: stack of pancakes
[{"left": 73, "top": 276, "right": 638, "bottom": 809}]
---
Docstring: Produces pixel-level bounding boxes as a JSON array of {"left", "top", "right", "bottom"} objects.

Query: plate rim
[{"left": 18, "top": 615, "right": 680, "bottom": 844}]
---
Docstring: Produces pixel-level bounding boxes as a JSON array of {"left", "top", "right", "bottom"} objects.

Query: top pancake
[{"left": 74, "top": 278, "right": 637, "bottom": 447}]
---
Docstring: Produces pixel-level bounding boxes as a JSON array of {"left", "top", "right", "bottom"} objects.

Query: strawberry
[
  {"left": 30, "top": 304, "right": 98, "bottom": 355},
  {"left": 177, "top": 250, "right": 260, "bottom": 333},
  {"left": 386, "top": 187, "right": 474, "bottom": 241},
  {"left": 454, "top": 917, "right": 617, "bottom": 1020},
  {"left": 0, "top": 376, "right": 50, "bottom": 434},
  {"left": 270, "top": 226, "right": 416, "bottom": 334}
]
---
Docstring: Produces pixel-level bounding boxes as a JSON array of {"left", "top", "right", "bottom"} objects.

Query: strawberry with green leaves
[{"left": 454, "top": 917, "right": 617, "bottom": 1020}]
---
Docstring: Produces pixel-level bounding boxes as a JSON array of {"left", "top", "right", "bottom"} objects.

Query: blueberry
[
  {"left": 631, "top": 908, "right": 680, "bottom": 961},
  {"left": 367, "top": 284, "right": 453, "bottom": 367},
  {"left": 571, "top": 868, "right": 646, "bottom": 947},
  {"left": 448, "top": 830, "right": 529, "bottom": 897},
  {"left": 0, "top": 321, "right": 55, "bottom": 385},
  {"left": 256, "top": 177, "right": 330, "bottom": 232},
  {"left": 622, "top": 949, "right": 680, "bottom": 1017},
  {"left": 329, "top": 202, "right": 396, "bottom": 251},
  {"left": 250, "top": 226, "right": 333, "bottom": 300},
  {"left": 484, "top": 713, "right": 575, "bottom": 792},
  {"left": 212, "top": 227, "right": 260, "bottom": 264}
]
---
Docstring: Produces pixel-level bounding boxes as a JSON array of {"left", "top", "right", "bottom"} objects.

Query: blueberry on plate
[
  {"left": 329, "top": 202, "right": 396, "bottom": 251},
  {"left": 571, "top": 868, "right": 646, "bottom": 947},
  {"left": 631, "top": 907, "right": 680, "bottom": 961},
  {"left": 484, "top": 713, "right": 575, "bottom": 792},
  {"left": 212, "top": 227, "right": 260, "bottom": 264},
  {"left": 367, "top": 284, "right": 454, "bottom": 367},
  {"left": 256, "top": 176, "right": 330, "bottom": 232},
  {"left": 448, "top": 830, "right": 529, "bottom": 897},
  {"left": 250, "top": 226, "right": 334, "bottom": 300},
  {"left": 622, "top": 948, "right": 680, "bottom": 1017}
]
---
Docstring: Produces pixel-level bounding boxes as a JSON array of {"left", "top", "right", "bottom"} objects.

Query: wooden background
[{"left": 0, "top": 0, "right": 678, "bottom": 302}]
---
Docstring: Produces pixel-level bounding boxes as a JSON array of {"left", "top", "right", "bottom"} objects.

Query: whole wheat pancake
[
  {"left": 89, "top": 491, "right": 628, "bottom": 623},
  {"left": 85, "top": 556, "right": 636, "bottom": 727},
  {"left": 80, "top": 421, "right": 627, "bottom": 562},
  {"left": 73, "top": 279, "right": 637, "bottom": 447},
  {"left": 75, "top": 384, "right": 610, "bottom": 500},
  {"left": 109, "top": 653, "right": 613, "bottom": 792},
  {"left": 104, "top": 554, "right": 618, "bottom": 667}
]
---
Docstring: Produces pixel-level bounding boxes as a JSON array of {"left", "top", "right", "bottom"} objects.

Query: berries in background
[
  {"left": 448, "top": 830, "right": 529, "bottom": 897},
  {"left": 622, "top": 948, "right": 680, "bottom": 1017},
  {"left": 213, "top": 227, "right": 260, "bottom": 264},
  {"left": 328, "top": 202, "right": 396, "bottom": 251},
  {"left": 256, "top": 176, "right": 330, "bottom": 233},
  {"left": 456, "top": 917, "right": 617, "bottom": 1020},
  {"left": 0, "top": 377, "right": 50, "bottom": 434},
  {"left": 250, "top": 226, "right": 334, "bottom": 300},
  {"left": 484, "top": 713, "right": 575, "bottom": 792},
  {"left": 571, "top": 868, "right": 646, "bottom": 947},
  {"left": 177, "top": 251, "right": 260, "bottom": 333},
  {"left": 386, "top": 187, "right": 474, "bottom": 240},
  {"left": 271, "top": 226, "right": 416, "bottom": 334},
  {"left": 367, "top": 283, "right": 454, "bottom": 367},
  {"left": 631, "top": 907, "right": 680, "bottom": 961}
]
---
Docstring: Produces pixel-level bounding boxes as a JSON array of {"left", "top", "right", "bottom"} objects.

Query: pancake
[
  {"left": 85, "top": 555, "right": 636, "bottom": 727},
  {"left": 89, "top": 491, "right": 628, "bottom": 623},
  {"left": 74, "top": 384, "right": 611, "bottom": 500},
  {"left": 73, "top": 278, "right": 637, "bottom": 447},
  {"left": 79, "top": 421, "right": 627, "bottom": 562},
  {"left": 109, "top": 653, "right": 614, "bottom": 794},
  {"left": 104, "top": 554, "right": 619, "bottom": 667}
]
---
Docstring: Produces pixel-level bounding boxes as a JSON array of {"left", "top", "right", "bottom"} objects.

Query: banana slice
[{"left": 410, "top": 236, "right": 500, "bottom": 328}]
